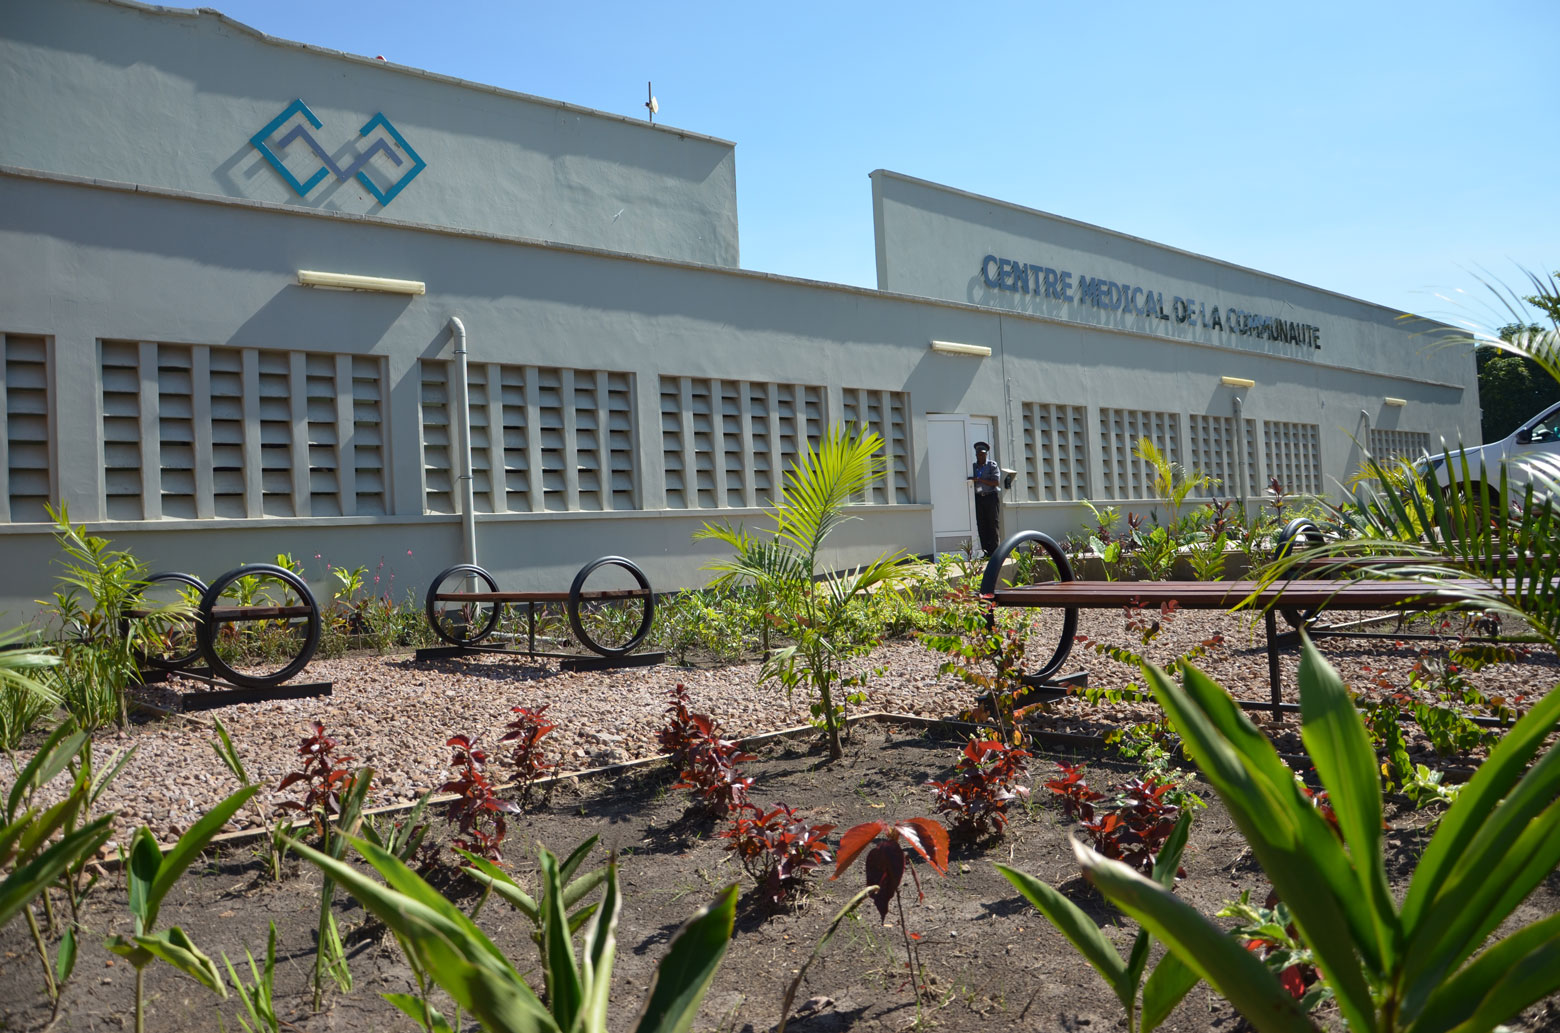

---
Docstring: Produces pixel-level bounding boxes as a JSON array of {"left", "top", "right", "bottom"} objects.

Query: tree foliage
[{"left": 1478, "top": 270, "right": 1560, "bottom": 440}]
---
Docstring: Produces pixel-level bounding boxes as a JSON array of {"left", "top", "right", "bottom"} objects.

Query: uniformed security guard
[{"left": 969, "top": 441, "right": 1001, "bottom": 555}]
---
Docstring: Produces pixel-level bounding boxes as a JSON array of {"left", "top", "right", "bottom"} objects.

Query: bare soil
[{"left": 4, "top": 721, "right": 1560, "bottom": 1033}]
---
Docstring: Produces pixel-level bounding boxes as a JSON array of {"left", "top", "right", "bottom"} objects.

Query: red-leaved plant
[
  {"left": 499, "top": 704, "right": 557, "bottom": 807},
  {"left": 1080, "top": 774, "right": 1183, "bottom": 876},
  {"left": 664, "top": 689, "right": 755, "bottom": 816},
  {"left": 657, "top": 683, "right": 703, "bottom": 768},
  {"left": 276, "top": 720, "right": 359, "bottom": 839},
  {"left": 1046, "top": 763, "right": 1184, "bottom": 874},
  {"left": 722, "top": 803, "right": 835, "bottom": 907},
  {"left": 442, "top": 734, "right": 519, "bottom": 861},
  {"left": 926, "top": 735, "right": 1031, "bottom": 842},
  {"left": 832, "top": 818, "right": 949, "bottom": 1009},
  {"left": 1045, "top": 761, "right": 1104, "bottom": 821}
]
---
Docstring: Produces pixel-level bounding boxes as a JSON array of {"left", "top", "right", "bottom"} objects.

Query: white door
[{"left": 927, "top": 414, "right": 993, "bottom": 555}]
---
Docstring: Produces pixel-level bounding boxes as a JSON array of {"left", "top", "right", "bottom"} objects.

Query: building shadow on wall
[{"left": 230, "top": 284, "right": 412, "bottom": 355}]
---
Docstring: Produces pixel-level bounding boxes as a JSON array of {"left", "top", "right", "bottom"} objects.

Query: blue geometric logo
[{"left": 250, "top": 99, "right": 427, "bottom": 206}]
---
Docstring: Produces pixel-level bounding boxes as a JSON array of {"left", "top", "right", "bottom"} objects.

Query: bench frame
[
  {"left": 979, "top": 530, "right": 1506, "bottom": 719},
  {"left": 417, "top": 555, "right": 663, "bottom": 670},
  {"left": 127, "top": 563, "right": 332, "bottom": 709}
]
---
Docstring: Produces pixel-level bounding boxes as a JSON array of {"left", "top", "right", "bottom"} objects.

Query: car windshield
[{"left": 1527, "top": 407, "right": 1560, "bottom": 443}]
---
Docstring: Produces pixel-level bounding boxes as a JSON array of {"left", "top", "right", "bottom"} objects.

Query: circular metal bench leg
[
  {"left": 128, "top": 571, "right": 209, "bottom": 672},
  {"left": 979, "top": 530, "right": 1079, "bottom": 683},
  {"left": 197, "top": 564, "right": 321, "bottom": 690},
  {"left": 1274, "top": 518, "right": 1324, "bottom": 630},
  {"left": 567, "top": 556, "right": 655, "bottom": 657},
  {"left": 425, "top": 564, "right": 502, "bottom": 646}
]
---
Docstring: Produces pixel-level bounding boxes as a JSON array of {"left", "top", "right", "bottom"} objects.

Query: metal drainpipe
[
  {"left": 449, "top": 317, "right": 477, "bottom": 568},
  {"left": 1233, "top": 394, "right": 1248, "bottom": 505}
]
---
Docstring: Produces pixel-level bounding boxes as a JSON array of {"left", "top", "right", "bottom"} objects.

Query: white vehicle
[{"left": 1420, "top": 403, "right": 1560, "bottom": 502}]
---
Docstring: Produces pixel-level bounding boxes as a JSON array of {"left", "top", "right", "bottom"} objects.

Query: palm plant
[
  {"left": 695, "top": 423, "right": 915, "bottom": 759},
  {"left": 1048, "top": 270, "right": 1560, "bottom": 1031},
  {"left": 1066, "top": 640, "right": 1560, "bottom": 1033},
  {"left": 41, "top": 504, "right": 192, "bottom": 731},
  {"left": 1255, "top": 267, "right": 1560, "bottom": 647},
  {"left": 1135, "top": 437, "right": 1215, "bottom": 527}
]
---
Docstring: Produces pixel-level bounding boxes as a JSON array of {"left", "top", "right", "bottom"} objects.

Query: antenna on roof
[{"left": 645, "top": 81, "right": 658, "bottom": 123}]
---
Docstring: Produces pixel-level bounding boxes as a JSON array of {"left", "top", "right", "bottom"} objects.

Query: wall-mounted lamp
[
  {"left": 1384, "top": 397, "right": 1407, "bottom": 407},
  {"left": 929, "top": 340, "right": 992, "bottom": 358},
  {"left": 1220, "top": 376, "right": 1255, "bottom": 389},
  {"left": 297, "top": 269, "right": 426, "bottom": 295}
]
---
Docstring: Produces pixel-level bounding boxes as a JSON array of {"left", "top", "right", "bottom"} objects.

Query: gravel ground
[{"left": 7, "top": 605, "right": 1557, "bottom": 846}]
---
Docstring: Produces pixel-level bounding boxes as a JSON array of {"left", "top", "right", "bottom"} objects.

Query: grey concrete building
[{"left": 0, "top": 0, "right": 1477, "bottom": 621}]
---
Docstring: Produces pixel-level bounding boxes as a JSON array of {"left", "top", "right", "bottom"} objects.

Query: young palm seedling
[{"left": 222, "top": 921, "right": 281, "bottom": 1033}]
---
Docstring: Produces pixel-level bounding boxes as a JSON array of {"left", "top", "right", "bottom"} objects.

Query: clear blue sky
[{"left": 204, "top": 0, "right": 1558, "bottom": 329}]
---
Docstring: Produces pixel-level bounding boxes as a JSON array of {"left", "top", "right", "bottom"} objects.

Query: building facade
[{"left": 0, "top": 0, "right": 1477, "bottom": 621}]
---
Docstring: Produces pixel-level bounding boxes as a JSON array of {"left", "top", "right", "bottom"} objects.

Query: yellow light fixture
[
  {"left": 1221, "top": 376, "right": 1255, "bottom": 388},
  {"left": 1384, "top": 396, "right": 1407, "bottom": 407},
  {"left": 297, "top": 269, "right": 426, "bottom": 295},
  {"left": 929, "top": 340, "right": 991, "bottom": 357}
]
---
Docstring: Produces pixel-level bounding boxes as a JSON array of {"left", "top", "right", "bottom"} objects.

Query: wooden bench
[{"left": 979, "top": 530, "right": 1509, "bottom": 718}]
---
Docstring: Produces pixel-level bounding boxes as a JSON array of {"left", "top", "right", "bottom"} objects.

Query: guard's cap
[{"left": 973, "top": 441, "right": 990, "bottom": 452}]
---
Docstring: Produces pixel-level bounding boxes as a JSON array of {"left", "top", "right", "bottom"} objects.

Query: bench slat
[
  {"left": 434, "top": 589, "right": 651, "bottom": 603},
  {"left": 206, "top": 604, "right": 315, "bottom": 620},
  {"left": 991, "top": 577, "right": 1502, "bottom": 611}
]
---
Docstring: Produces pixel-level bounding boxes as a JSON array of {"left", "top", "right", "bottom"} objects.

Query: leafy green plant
[
  {"left": 696, "top": 422, "right": 915, "bottom": 759},
  {"left": 363, "top": 788, "right": 434, "bottom": 867},
  {"left": 1130, "top": 522, "right": 1181, "bottom": 581},
  {"left": 1072, "top": 638, "right": 1560, "bottom": 1033},
  {"left": 0, "top": 629, "right": 60, "bottom": 750},
  {"left": 310, "top": 765, "right": 373, "bottom": 1009},
  {"left": 459, "top": 835, "right": 608, "bottom": 947},
  {"left": 1187, "top": 530, "right": 1230, "bottom": 581},
  {"left": 39, "top": 504, "right": 190, "bottom": 731},
  {"left": 222, "top": 921, "right": 281, "bottom": 1033},
  {"left": 209, "top": 716, "right": 284, "bottom": 881},
  {"left": 996, "top": 811, "right": 1197, "bottom": 1033},
  {"left": 918, "top": 587, "right": 1041, "bottom": 745},
  {"left": 1218, "top": 891, "right": 1330, "bottom": 1011},
  {"left": 289, "top": 831, "right": 737, "bottom": 1033},
  {"left": 106, "top": 785, "right": 259, "bottom": 1033},
  {"left": 2, "top": 719, "right": 116, "bottom": 1015}
]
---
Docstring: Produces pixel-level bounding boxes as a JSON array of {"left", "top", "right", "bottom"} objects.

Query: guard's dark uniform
[{"left": 971, "top": 445, "right": 1000, "bottom": 555}]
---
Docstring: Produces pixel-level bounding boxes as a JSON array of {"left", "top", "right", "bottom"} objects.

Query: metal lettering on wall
[
  {"left": 978, "top": 254, "right": 1322, "bottom": 351},
  {"left": 250, "top": 99, "right": 427, "bottom": 205}
]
